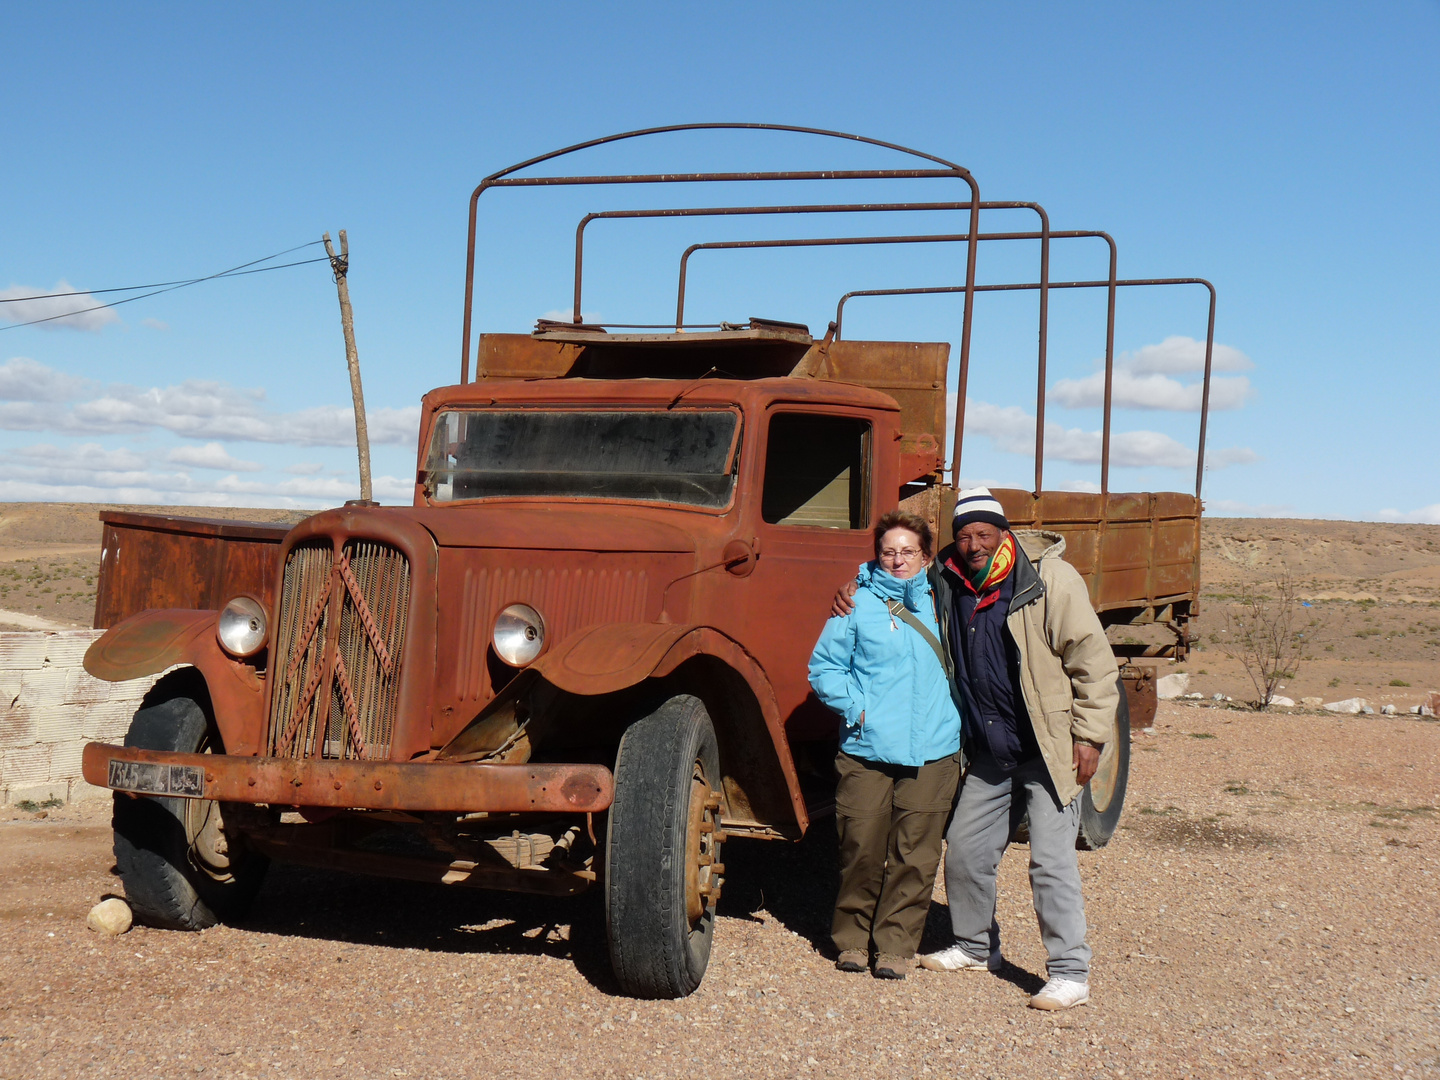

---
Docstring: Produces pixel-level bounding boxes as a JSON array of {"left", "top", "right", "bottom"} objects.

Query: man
[{"left": 833, "top": 487, "right": 1118, "bottom": 1009}]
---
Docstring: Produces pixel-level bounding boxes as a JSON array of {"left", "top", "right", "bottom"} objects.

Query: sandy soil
[{"left": 2, "top": 703, "right": 1437, "bottom": 1078}]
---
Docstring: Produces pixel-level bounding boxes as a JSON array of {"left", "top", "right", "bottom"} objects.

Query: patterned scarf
[{"left": 950, "top": 531, "right": 1017, "bottom": 614}]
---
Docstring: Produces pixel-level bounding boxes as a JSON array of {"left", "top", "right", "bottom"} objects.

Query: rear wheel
[
  {"left": 1076, "top": 685, "right": 1131, "bottom": 850},
  {"left": 604, "top": 694, "right": 725, "bottom": 999},
  {"left": 113, "top": 670, "right": 269, "bottom": 929}
]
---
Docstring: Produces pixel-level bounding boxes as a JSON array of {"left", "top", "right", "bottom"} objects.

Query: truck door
[{"left": 748, "top": 409, "right": 877, "bottom": 737}]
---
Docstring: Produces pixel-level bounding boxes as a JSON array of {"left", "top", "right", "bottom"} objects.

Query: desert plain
[{"left": 1, "top": 503, "right": 1437, "bottom": 1079}]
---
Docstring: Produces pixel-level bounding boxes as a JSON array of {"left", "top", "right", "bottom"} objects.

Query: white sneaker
[
  {"left": 1029, "top": 977, "right": 1090, "bottom": 1010},
  {"left": 918, "top": 944, "right": 1003, "bottom": 972}
]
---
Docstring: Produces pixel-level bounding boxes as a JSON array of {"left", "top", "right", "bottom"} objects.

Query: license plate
[{"left": 108, "top": 759, "right": 206, "bottom": 798}]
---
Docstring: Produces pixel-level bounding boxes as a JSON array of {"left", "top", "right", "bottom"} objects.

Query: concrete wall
[{"left": 0, "top": 630, "right": 162, "bottom": 805}]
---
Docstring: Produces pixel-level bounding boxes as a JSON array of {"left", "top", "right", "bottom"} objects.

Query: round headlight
[
  {"left": 217, "top": 596, "right": 268, "bottom": 658},
  {"left": 493, "top": 603, "right": 545, "bottom": 667}
]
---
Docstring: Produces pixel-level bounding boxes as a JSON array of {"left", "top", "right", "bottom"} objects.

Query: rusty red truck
[{"left": 82, "top": 126, "right": 1211, "bottom": 998}]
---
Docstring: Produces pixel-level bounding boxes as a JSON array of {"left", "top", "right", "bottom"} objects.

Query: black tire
[
  {"left": 113, "top": 670, "right": 268, "bottom": 929},
  {"left": 1076, "top": 682, "right": 1131, "bottom": 851},
  {"left": 604, "top": 694, "right": 725, "bottom": 999}
]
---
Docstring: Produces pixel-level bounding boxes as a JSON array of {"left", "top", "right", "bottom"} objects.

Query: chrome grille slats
[{"left": 266, "top": 538, "right": 410, "bottom": 761}]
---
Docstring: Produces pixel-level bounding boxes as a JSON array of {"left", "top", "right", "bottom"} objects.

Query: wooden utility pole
[{"left": 323, "top": 230, "right": 374, "bottom": 505}]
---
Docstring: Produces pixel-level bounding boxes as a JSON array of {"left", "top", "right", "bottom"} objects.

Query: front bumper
[{"left": 82, "top": 742, "right": 613, "bottom": 814}]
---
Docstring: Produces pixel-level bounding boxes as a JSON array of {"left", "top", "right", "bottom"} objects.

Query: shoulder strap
[{"left": 885, "top": 599, "right": 948, "bottom": 672}]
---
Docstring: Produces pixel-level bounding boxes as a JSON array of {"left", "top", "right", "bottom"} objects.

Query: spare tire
[{"left": 1076, "top": 683, "right": 1130, "bottom": 850}]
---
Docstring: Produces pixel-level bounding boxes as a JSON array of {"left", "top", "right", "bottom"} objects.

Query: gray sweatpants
[{"left": 943, "top": 753, "right": 1091, "bottom": 981}]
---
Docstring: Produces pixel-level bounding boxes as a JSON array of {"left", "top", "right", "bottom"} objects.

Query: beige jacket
[{"left": 1006, "top": 530, "right": 1120, "bottom": 805}]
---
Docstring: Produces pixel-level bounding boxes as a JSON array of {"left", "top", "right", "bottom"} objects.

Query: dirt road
[{"left": 2, "top": 702, "right": 1436, "bottom": 1079}]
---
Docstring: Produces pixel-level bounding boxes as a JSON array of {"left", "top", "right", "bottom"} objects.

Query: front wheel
[
  {"left": 604, "top": 694, "right": 725, "bottom": 999},
  {"left": 113, "top": 670, "right": 269, "bottom": 929}
]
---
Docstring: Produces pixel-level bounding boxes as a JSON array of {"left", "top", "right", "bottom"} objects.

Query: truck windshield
[{"left": 423, "top": 408, "right": 740, "bottom": 509}]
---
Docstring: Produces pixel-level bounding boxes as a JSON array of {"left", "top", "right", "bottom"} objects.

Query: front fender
[
  {"left": 526, "top": 622, "right": 807, "bottom": 832},
  {"left": 530, "top": 621, "right": 697, "bottom": 696},
  {"left": 83, "top": 609, "right": 268, "bottom": 756}
]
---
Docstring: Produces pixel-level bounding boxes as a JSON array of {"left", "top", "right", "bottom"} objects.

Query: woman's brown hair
[{"left": 872, "top": 510, "right": 934, "bottom": 561}]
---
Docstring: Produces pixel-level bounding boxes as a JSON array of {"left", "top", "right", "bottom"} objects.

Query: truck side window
[{"left": 762, "top": 414, "right": 870, "bottom": 529}]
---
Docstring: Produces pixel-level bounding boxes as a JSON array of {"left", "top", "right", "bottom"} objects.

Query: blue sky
[{"left": 2, "top": 2, "right": 1436, "bottom": 520}]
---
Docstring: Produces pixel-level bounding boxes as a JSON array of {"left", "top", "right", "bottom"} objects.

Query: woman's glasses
[{"left": 879, "top": 547, "right": 922, "bottom": 563}]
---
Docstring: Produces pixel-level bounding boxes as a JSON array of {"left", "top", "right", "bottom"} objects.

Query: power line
[{"left": 0, "top": 240, "right": 330, "bottom": 331}]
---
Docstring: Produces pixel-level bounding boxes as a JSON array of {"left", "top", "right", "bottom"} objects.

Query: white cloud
[
  {"left": 11, "top": 442, "right": 150, "bottom": 472},
  {"left": 284, "top": 462, "right": 326, "bottom": 475},
  {"left": 0, "top": 280, "right": 122, "bottom": 332},
  {"left": 1123, "top": 336, "right": 1253, "bottom": 375},
  {"left": 1056, "top": 479, "right": 1102, "bottom": 493},
  {"left": 960, "top": 397, "right": 1257, "bottom": 471},
  {"left": 166, "top": 442, "right": 263, "bottom": 472},
  {"left": 1048, "top": 335, "right": 1255, "bottom": 413},
  {"left": 0, "top": 464, "right": 414, "bottom": 510},
  {"left": 0, "top": 357, "right": 94, "bottom": 402},
  {"left": 1377, "top": 504, "right": 1440, "bottom": 525},
  {"left": 0, "top": 361, "right": 422, "bottom": 448},
  {"left": 1049, "top": 369, "right": 1253, "bottom": 411}
]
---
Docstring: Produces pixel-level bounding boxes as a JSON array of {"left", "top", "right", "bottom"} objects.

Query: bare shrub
[{"left": 1222, "top": 570, "right": 1313, "bottom": 710}]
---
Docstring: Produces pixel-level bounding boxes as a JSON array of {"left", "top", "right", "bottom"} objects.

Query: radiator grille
[{"left": 266, "top": 540, "right": 410, "bottom": 761}]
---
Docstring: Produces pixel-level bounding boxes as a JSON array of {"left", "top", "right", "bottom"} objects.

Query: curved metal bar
[
  {"left": 835, "top": 275, "right": 1215, "bottom": 497},
  {"left": 573, "top": 201, "right": 977, "bottom": 325},
  {"left": 831, "top": 227, "right": 1115, "bottom": 492},
  {"left": 461, "top": 123, "right": 980, "bottom": 383},
  {"left": 663, "top": 205, "right": 1054, "bottom": 485}
]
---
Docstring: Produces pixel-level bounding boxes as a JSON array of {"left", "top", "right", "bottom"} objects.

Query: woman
[{"left": 808, "top": 510, "right": 964, "bottom": 979}]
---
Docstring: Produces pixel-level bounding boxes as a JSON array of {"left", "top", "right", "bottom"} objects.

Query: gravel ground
[{"left": 2, "top": 701, "right": 1438, "bottom": 1079}]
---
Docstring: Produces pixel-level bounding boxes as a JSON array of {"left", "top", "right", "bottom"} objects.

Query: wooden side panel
[{"left": 93, "top": 513, "right": 292, "bottom": 629}]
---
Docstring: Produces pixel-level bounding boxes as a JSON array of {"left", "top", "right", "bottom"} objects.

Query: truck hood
[{"left": 401, "top": 503, "right": 699, "bottom": 554}]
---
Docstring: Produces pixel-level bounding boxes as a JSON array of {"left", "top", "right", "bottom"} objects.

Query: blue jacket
[{"left": 808, "top": 561, "right": 964, "bottom": 767}]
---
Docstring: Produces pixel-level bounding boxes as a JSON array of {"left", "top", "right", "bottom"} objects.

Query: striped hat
[{"left": 953, "top": 487, "right": 1009, "bottom": 532}]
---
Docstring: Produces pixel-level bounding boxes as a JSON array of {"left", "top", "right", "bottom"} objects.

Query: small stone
[
  {"left": 1380, "top": 704, "right": 1397, "bottom": 715},
  {"left": 1269, "top": 696, "right": 1296, "bottom": 708},
  {"left": 86, "top": 898, "right": 132, "bottom": 936},
  {"left": 1156, "top": 673, "right": 1190, "bottom": 700},
  {"left": 1323, "top": 697, "right": 1368, "bottom": 715},
  {"left": 1212, "top": 693, "right": 1227, "bottom": 702}
]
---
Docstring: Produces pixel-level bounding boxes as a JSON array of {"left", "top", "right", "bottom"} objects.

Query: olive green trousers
[{"left": 832, "top": 751, "right": 960, "bottom": 959}]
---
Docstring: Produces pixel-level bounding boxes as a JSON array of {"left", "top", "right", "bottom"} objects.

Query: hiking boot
[
  {"left": 873, "top": 955, "right": 911, "bottom": 980},
  {"left": 918, "top": 943, "right": 1003, "bottom": 973},
  {"left": 1029, "top": 978, "right": 1090, "bottom": 1010},
  {"left": 835, "top": 950, "right": 867, "bottom": 973}
]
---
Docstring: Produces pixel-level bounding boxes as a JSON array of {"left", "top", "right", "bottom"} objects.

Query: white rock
[
  {"left": 1323, "top": 697, "right": 1368, "bottom": 715},
  {"left": 1212, "top": 693, "right": 1228, "bottom": 702},
  {"left": 1269, "top": 696, "right": 1296, "bottom": 708},
  {"left": 1380, "top": 704, "right": 1397, "bottom": 715},
  {"left": 86, "top": 897, "right": 132, "bottom": 936},
  {"left": 1361, "top": 706, "right": 1375, "bottom": 715},
  {"left": 1182, "top": 692, "right": 1205, "bottom": 700},
  {"left": 1156, "top": 673, "right": 1190, "bottom": 700}
]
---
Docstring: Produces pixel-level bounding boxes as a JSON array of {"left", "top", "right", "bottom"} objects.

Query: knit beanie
[{"left": 952, "top": 487, "right": 1010, "bottom": 532}]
